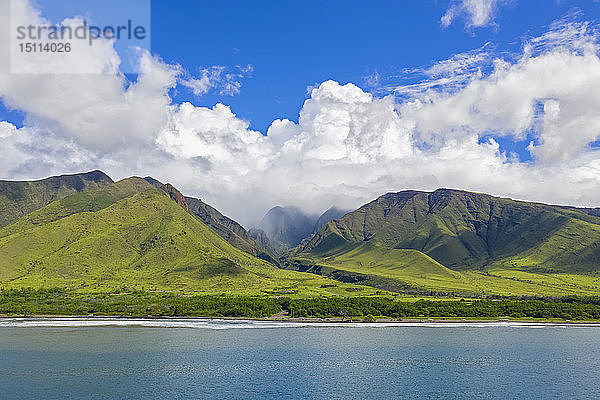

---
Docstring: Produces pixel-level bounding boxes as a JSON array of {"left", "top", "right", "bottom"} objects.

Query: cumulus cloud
[
  {"left": 151, "top": 18, "right": 600, "bottom": 224},
  {"left": 441, "top": 0, "right": 511, "bottom": 30},
  {"left": 158, "top": 102, "right": 271, "bottom": 173},
  {"left": 0, "top": 121, "right": 96, "bottom": 179},
  {"left": 3, "top": 0, "right": 600, "bottom": 228},
  {"left": 1, "top": 49, "right": 179, "bottom": 154},
  {"left": 401, "top": 20, "right": 600, "bottom": 164},
  {"left": 0, "top": 0, "right": 179, "bottom": 153}
]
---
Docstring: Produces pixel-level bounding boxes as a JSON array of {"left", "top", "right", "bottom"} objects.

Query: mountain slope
[
  {"left": 298, "top": 189, "right": 600, "bottom": 272},
  {"left": 293, "top": 242, "right": 468, "bottom": 290},
  {"left": 0, "top": 170, "right": 112, "bottom": 228},
  {"left": 287, "top": 240, "right": 600, "bottom": 296},
  {"left": 313, "top": 206, "right": 348, "bottom": 233},
  {"left": 143, "top": 177, "right": 263, "bottom": 256},
  {"left": 185, "top": 196, "right": 264, "bottom": 256},
  {"left": 0, "top": 178, "right": 348, "bottom": 294}
]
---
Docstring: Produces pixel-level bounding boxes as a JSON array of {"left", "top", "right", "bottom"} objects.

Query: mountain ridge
[
  {"left": 4, "top": 171, "right": 600, "bottom": 297},
  {"left": 313, "top": 206, "right": 349, "bottom": 234},
  {"left": 0, "top": 170, "right": 113, "bottom": 229},
  {"left": 298, "top": 188, "right": 600, "bottom": 272},
  {"left": 143, "top": 177, "right": 264, "bottom": 256},
  {"left": 258, "top": 206, "right": 317, "bottom": 251},
  {"left": 0, "top": 177, "right": 346, "bottom": 295}
]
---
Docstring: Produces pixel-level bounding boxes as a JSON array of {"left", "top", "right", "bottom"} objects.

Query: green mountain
[
  {"left": 0, "top": 170, "right": 112, "bottom": 229},
  {"left": 185, "top": 196, "right": 262, "bottom": 256},
  {"left": 0, "top": 177, "right": 357, "bottom": 295},
  {"left": 143, "top": 177, "right": 264, "bottom": 257},
  {"left": 299, "top": 189, "right": 600, "bottom": 271},
  {"left": 4, "top": 174, "right": 600, "bottom": 298},
  {"left": 253, "top": 205, "right": 348, "bottom": 255},
  {"left": 288, "top": 189, "right": 600, "bottom": 296}
]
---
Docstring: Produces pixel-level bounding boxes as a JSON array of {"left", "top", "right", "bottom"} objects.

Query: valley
[{"left": 3, "top": 171, "right": 600, "bottom": 301}]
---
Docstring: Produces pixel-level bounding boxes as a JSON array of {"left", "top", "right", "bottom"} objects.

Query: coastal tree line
[{"left": 2, "top": 288, "right": 600, "bottom": 320}]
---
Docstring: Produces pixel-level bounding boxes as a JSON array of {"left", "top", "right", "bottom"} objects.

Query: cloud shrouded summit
[{"left": 2, "top": 0, "right": 600, "bottom": 227}]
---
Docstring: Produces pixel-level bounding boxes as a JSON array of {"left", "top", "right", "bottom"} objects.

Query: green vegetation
[
  {"left": 3, "top": 288, "right": 600, "bottom": 321},
  {"left": 0, "top": 170, "right": 112, "bottom": 228},
  {"left": 0, "top": 289, "right": 282, "bottom": 318},
  {"left": 285, "top": 296, "right": 600, "bottom": 320},
  {"left": 4, "top": 173, "right": 600, "bottom": 303},
  {"left": 492, "top": 218, "right": 600, "bottom": 273},
  {"left": 288, "top": 243, "right": 600, "bottom": 297},
  {"left": 185, "top": 195, "right": 265, "bottom": 257},
  {"left": 291, "top": 189, "right": 600, "bottom": 296},
  {"left": 299, "top": 189, "right": 600, "bottom": 271},
  {"left": 144, "top": 176, "right": 265, "bottom": 257},
  {"left": 0, "top": 178, "right": 376, "bottom": 297}
]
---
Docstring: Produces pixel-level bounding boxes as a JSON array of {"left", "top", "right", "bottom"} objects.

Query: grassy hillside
[
  {"left": 290, "top": 189, "right": 600, "bottom": 296},
  {"left": 327, "top": 244, "right": 464, "bottom": 281},
  {"left": 4, "top": 176, "right": 600, "bottom": 299},
  {"left": 492, "top": 218, "right": 600, "bottom": 273},
  {"left": 143, "top": 176, "right": 265, "bottom": 257},
  {"left": 289, "top": 242, "right": 600, "bottom": 297},
  {"left": 0, "top": 178, "right": 377, "bottom": 296},
  {"left": 299, "top": 189, "right": 600, "bottom": 271},
  {"left": 289, "top": 242, "right": 467, "bottom": 292},
  {"left": 0, "top": 170, "right": 112, "bottom": 228}
]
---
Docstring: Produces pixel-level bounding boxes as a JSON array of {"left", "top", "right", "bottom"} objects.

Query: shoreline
[{"left": 2, "top": 314, "right": 600, "bottom": 326}]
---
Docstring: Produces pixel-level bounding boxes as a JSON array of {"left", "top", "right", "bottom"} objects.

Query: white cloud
[
  {"left": 1, "top": 49, "right": 179, "bottom": 154},
  {"left": 3, "top": 0, "right": 600, "bottom": 228},
  {"left": 0, "top": 121, "right": 17, "bottom": 139},
  {"left": 157, "top": 102, "right": 271, "bottom": 172},
  {"left": 151, "top": 19, "right": 600, "bottom": 224},
  {"left": 5, "top": 0, "right": 122, "bottom": 75},
  {"left": 0, "top": 121, "right": 96, "bottom": 179},
  {"left": 182, "top": 67, "right": 225, "bottom": 96},
  {"left": 0, "top": 0, "right": 180, "bottom": 153},
  {"left": 401, "top": 20, "right": 600, "bottom": 163},
  {"left": 182, "top": 64, "right": 253, "bottom": 97},
  {"left": 441, "top": 0, "right": 510, "bottom": 30},
  {"left": 388, "top": 44, "right": 492, "bottom": 98}
]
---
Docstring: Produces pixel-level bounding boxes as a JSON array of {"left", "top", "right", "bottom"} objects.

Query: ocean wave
[{"left": 1, "top": 318, "right": 600, "bottom": 329}]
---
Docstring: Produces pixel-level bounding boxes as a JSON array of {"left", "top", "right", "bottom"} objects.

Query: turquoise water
[{"left": 2, "top": 319, "right": 600, "bottom": 399}]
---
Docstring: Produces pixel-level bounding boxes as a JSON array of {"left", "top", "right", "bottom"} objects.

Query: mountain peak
[
  {"left": 313, "top": 206, "right": 349, "bottom": 233},
  {"left": 77, "top": 170, "right": 113, "bottom": 182},
  {"left": 0, "top": 171, "right": 114, "bottom": 228},
  {"left": 260, "top": 206, "right": 317, "bottom": 249}
]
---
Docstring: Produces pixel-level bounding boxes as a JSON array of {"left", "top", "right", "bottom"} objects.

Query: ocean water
[{"left": 1, "top": 319, "right": 600, "bottom": 399}]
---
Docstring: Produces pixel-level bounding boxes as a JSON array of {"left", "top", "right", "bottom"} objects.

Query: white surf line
[{"left": 2, "top": 318, "right": 600, "bottom": 329}]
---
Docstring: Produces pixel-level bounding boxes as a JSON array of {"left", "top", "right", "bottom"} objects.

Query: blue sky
[
  {"left": 4, "top": 0, "right": 597, "bottom": 160},
  {"left": 2, "top": 0, "right": 600, "bottom": 223},
  {"left": 5, "top": 0, "right": 597, "bottom": 131},
  {"left": 156, "top": 0, "right": 597, "bottom": 165},
  {"left": 149, "top": 0, "right": 597, "bottom": 132}
]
